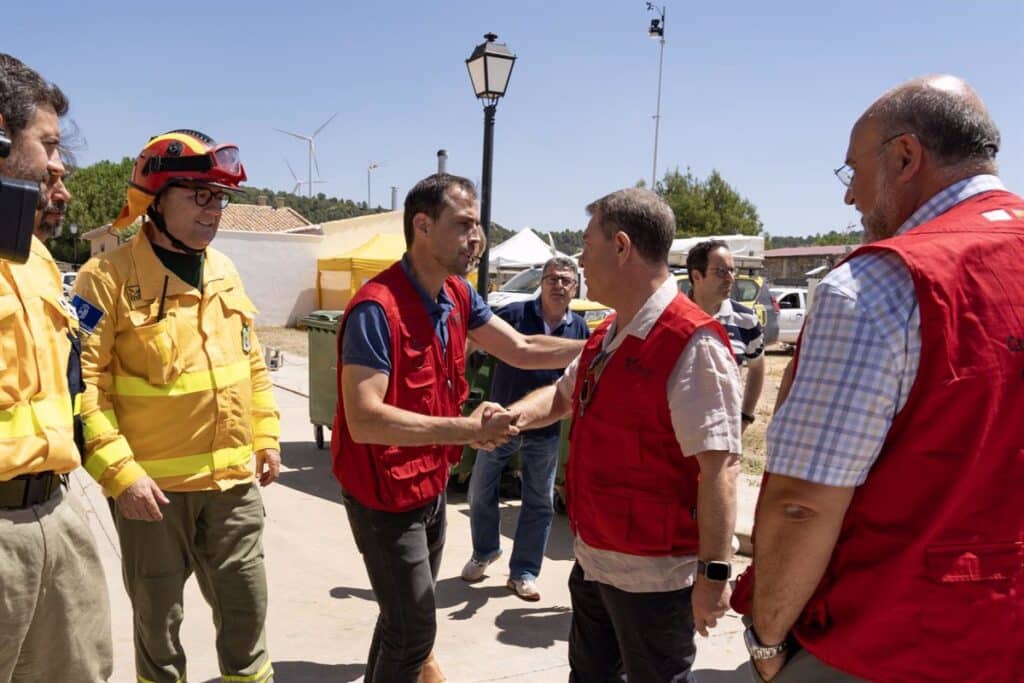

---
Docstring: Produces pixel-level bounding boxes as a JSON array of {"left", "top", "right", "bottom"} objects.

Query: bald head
[{"left": 861, "top": 74, "right": 1000, "bottom": 174}]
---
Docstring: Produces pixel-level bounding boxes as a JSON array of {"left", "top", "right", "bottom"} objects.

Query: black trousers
[
  {"left": 343, "top": 490, "right": 446, "bottom": 683},
  {"left": 568, "top": 561, "right": 697, "bottom": 683}
]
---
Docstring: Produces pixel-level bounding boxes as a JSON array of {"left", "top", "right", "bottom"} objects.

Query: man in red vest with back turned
[
  {"left": 743, "top": 76, "right": 1023, "bottom": 682},
  {"left": 510, "top": 188, "right": 743, "bottom": 682},
  {"left": 333, "top": 173, "right": 584, "bottom": 683}
]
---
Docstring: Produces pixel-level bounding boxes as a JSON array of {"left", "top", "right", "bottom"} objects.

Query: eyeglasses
[
  {"left": 578, "top": 348, "right": 611, "bottom": 417},
  {"left": 710, "top": 266, "right": 735, "bottom": 278},
  {"left": 542, "top": 275, "right": 576, "bottom": 287},
  {"left": 172, "top": 184, "right": 230, "bottom": 209},
  {"left": 834, "top": 132, "right": 910, "bottom": 188}
]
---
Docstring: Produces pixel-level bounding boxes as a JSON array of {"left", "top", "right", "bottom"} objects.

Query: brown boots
[{"left": 418, "top": 652, "right": 447, "bottom": 683}]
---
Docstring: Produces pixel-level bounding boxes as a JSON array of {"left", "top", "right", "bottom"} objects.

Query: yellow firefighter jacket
[
  {"left": 0, "top": 236, "right": 79, "bottom": 479},
  {"left": 74, "top": 228, "right": 280, "bottom": 498}
]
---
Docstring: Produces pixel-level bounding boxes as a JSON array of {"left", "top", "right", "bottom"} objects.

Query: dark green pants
[{"left": 112, "top": 483, "right": 272, "bottom": 683}]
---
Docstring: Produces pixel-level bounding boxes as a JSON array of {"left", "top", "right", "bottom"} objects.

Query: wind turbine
[
  {"left": 274, "top": 113, "right": 338, "bottom": 198},
  {"left": 285, "top": 159, "right": 326, "bottom": 196}
]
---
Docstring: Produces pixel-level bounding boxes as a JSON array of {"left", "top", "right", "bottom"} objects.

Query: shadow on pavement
[
  {"left": 201, "top": 661, "right": 364, "bottom": 682},
  {"left": 695, "top": 661, "right": 753, "bottom": 682},
  {"left": 495, "top": 605, "right": 572, "bottom": 648},
  {"left": 329, "top": 585, "right": 376, "bottom": 601},
  {"left": 277, "top": 440, "right": 342, "bottom": 505},
  {"left": 435, "top": 576, "right": 509, "bottom": 620}
]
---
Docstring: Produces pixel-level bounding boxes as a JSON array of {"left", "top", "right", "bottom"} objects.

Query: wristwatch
[
  {"left": 741, "top": 412, "right": 756, "bottom": 424},
  {"left": 697, "top": 559, "right": 732, "bottom": 582},
  {"left": 743, "top": 626, "right": 788, "bottom": 661}
]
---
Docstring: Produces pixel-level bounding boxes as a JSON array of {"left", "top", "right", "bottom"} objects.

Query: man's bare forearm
[
  {"left": 507, "top": 335, "right": 585, "bottom": 370},
  {"left": 347, "top": 401, "right": 481, "bottom": 446},
  {"left": 743, "top": 360, "right": 765, "bottom": 416},
  {"left": 509, "top": 384, "right": 572, "bottom": 431},
  {"left": 751, "top": 474, "right": 854, "bottom": 644},
  {"left": 695, "top": 451, "right": 740, "bottom": 560}
]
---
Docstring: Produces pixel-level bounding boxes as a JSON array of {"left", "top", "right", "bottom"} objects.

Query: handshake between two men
[{"left": 467, "top": 400, "right": 521, "bottom": 452}]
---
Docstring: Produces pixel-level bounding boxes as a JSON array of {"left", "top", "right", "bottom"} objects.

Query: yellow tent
[{"left": 316, "top": 233, "right": 406, "bottom": 310}]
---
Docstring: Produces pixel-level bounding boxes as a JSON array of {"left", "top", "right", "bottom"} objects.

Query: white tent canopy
[
  {"left": 489, "top": 227, "right": 572, "bottom": 269},
  {"left": 667, "top": 234, "right": 765, "bottom": 267}
]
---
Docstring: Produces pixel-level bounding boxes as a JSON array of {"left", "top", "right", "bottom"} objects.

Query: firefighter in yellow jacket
[
  {"left": 73, "top": 130, "right": 281, "bottom": 683},
  {"left": 0, "top": 53, "right": 113, "bottom": 682}
]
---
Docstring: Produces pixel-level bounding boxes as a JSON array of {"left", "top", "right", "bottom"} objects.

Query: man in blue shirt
[
  {"left": 462, "top": 257, "right": 590, "bottom": 601},
  {"left": 338, "top": 175, "right": 585, "bottom": 683}
]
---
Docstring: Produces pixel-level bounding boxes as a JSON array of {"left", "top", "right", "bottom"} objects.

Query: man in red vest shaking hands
[
  {"left": 332, "top": 173, "right": 585, "bottom": 683},
  {"left": 745, "top": 76, "right": 1021, "bottom": 682},
  {"left": 509, "top": 188, "right": 744, "bottom": 681}
]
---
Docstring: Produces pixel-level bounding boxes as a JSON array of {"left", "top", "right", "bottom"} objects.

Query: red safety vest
[
  {"left": 566, "top": 293, "right": 732, "bottom": 556},
  {"left": 735, "top": 190, "right": 1024, "bottom": 682},
  {"left": 331, "top": 262, "right": 470, "bottom": 512}
]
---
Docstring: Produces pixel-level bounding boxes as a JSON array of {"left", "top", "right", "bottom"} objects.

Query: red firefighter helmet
[{"left": 112, "top": 129, "right": 246, "bottom": 229}]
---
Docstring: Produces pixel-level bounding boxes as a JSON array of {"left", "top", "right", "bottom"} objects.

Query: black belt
[{"left": 0, "top": 471, "right": 64, "bottom": 510}]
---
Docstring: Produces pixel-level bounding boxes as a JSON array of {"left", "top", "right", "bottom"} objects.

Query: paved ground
[{"left": 71, "top": 352, "right": 762, "bottom": 682}]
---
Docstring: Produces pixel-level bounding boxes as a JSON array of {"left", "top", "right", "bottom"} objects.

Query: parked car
[
  {"left": 674, "top": 271, "right": 780, "bottom": 345},
  {"left": 770, "top": 287, "right": 808, "bottom": 345},
  {"left": 487, "top": 265, "right": 612, "bottom": 330}
]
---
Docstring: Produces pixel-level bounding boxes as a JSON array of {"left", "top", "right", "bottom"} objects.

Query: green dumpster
[{"left": 302, "top": 310, "right": 344, "bottom": 449}]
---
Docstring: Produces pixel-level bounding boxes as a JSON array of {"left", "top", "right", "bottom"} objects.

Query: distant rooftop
[
  {"left": 85, "top": 202, "right": 317, "bottom": 238},
  {"left": 219, "top": 202, "right": 313, "bottom": 233},
  {"left": 765, "top": 245, "right": 858, "bottom": 258}
]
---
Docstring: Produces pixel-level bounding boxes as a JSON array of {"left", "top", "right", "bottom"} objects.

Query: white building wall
[{"left": 214, "top": 230, "right": 323, "bottom": 327}]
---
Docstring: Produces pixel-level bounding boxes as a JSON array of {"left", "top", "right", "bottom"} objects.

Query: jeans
[
  {"left": 343, "top": 490, "right": 446, "bottom": 683},
  {"left": 467, "top": 432, "right": 559, "bottom": 581},
  {"left": 568, "top": 562, "right": 696, "bottom": 683}
]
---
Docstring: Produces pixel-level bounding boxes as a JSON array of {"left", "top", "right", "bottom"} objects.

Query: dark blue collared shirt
[
  {"left": 341, "top": 254, "right": 493, "bottom": 374},
  {"left": 487, "top": 297, "right": 590, "bottom": 437}
]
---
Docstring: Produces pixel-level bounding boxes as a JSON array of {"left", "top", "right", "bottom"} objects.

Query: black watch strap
[
  {"left": 741, "top": 412, "right": 756, "bottom": 424},
  {"left": 697, "top": 559, "right": 732, "bottom": 582}
]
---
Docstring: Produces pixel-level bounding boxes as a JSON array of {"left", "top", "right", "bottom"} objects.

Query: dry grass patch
[
  {"left": 741, "top": 347, "right": 792, "bottom": 475},
  {"left": 256, "top": 326, "right": 309, "bottom": 357}
]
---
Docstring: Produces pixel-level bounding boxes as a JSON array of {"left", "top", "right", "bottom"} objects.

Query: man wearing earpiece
[
  {"left": 74, "top": 130, "right": 280, "bottom": 683},
  {"left": 0, "top": 52, "right": 113, "bottom": 683}
]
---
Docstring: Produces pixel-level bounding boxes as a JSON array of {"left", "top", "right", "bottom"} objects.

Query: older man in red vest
[
  {"left": 742, "top": 76, "right": 1023, "bottom": 682},
  {"left": 510, "top": 188, "right": 743, "bottom": 682}
]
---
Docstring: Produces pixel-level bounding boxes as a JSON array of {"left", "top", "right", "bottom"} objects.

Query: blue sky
[{"left": 9, "top": 0, "right": 1022, "bottom": 236}]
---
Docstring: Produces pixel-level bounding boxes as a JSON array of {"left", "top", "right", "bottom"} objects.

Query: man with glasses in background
[
  {"left": 687, "top": 240, "right": 765, "bottom": 433},
  {"left": 462, "top": 256, "right": 589, "bottom": 601},
  {"left": 508, "top": 188, "right": 742, "bottom": 681},
  {"left": 73, "top": 130, "right": 280, "bottom": 683},
  {"left": 738, "top": 75, "right": 1021, "bottom": 682}
]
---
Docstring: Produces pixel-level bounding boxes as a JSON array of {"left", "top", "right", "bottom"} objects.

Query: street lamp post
[
  {"left": 647, "top": 3, "right": 666, "bottom": 190},
  {"left": 367, "top": 161, "right": 381, "bottom": 208},
  {"left": 466, "top": 32, "right": 516, "bottom": 297},
  {"left": 69, "top": 222, "right": 78, "bottom": 267}
]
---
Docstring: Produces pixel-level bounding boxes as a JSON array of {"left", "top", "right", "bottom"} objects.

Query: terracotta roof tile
[{"left": 218, "top": 203, "right": 312, "bottom": 233}]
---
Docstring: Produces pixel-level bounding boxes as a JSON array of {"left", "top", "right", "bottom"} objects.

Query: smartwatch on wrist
[
  {"left": 697, "top": 559, "right": 732, "bottom": 582},
  {"left": 744, "top": 626, "right": 788, "bottom": 661},
  {"left": 741, "top": 412, "right": 756, "bottom": 425}
]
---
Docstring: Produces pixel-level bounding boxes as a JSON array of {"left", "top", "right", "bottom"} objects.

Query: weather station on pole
[
  {"left": 465, "top": 32, "right": 516, "bottom": 297},
  {"left": 646, "top": 3, "right": 666, "bottom": 190}
]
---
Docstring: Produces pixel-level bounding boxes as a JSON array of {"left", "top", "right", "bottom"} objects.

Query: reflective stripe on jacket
[
  {"left": 0, "top": 236, "right": 79, "bottom": 479},
  {"left": 74, "top": 229, "right": 280, "bottom": 497}
]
